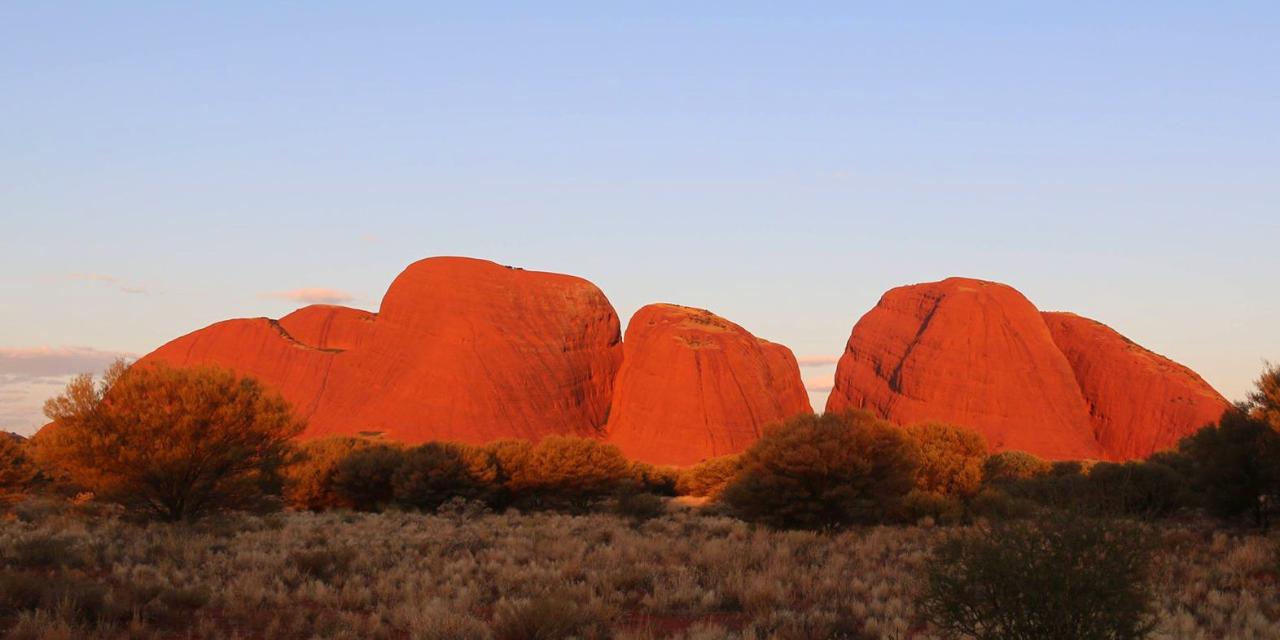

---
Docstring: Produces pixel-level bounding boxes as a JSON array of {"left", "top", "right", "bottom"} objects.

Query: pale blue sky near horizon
[{"left": 2, "top": 2, "right": 1278, "bottom": 434}]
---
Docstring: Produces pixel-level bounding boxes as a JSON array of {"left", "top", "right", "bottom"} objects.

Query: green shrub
[
  {"left": 1086, "top": 461, "right": 1187, "bottom": 517},
  {"left": 504, "top": 436, "right": 631, "bottom": 510},
  {"left": 1179, "top": 409, "right": 1280, "bottom": 527},
  {"left": 675, "top": 454, "right": 742, "bottom": 497},
  {"left": 284, "top": 437, "right": 378, "bottom": 510},
  {"left": 906, "top": 422, "right": 987, "bottom": 498},
  {"left": 968, "top": 488, "right": 1036, "bottom": 520},
  {"left": 922, "top": 516, "right": 1155, "bottom": 640},
  {"left": 612, "top": 488, "right": 665, "bottom": 522},
  {"left": 982, "top": 451, "right": 1051, "bottom": 486},
  {"left": 392, "top": 442, "right": 490, "bottom": 510},
  {"left": 902, "top": 489, "right": 966, "bottom": 525},
  {"left": 721, "top": 411, "right": 920, "bottom": 530},
  {"left": 628, "top": 461, "right": 679, "bottom": 496},
  {"left": 331, "top": 444, "right": 405, "bottom": 511}
]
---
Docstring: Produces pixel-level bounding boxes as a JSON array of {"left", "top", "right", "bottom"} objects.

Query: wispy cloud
[
  {"left": 804, "top": 374, "right": 835, "bottom": 393},
  {"left": 0, "top": 346, "right": 136, "bottom": 434},
  {"left": 796, "top": 355, "right": 841, "bottom": 367},
  {"left": 66, "top": 272, "right": 151, "bottom": 295},
  {"left": 0, "top": 346, "right": 137, "bottom": 379},
  {"left": 263, "top": 288, "right": 355, "bottom": 305}
]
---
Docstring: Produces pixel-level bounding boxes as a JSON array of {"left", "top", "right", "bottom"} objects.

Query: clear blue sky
[{"left": 2, "top": 2, "right": 1277, "bottom": 433}]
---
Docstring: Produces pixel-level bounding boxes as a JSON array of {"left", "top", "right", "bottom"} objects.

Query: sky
[{"left": 2, "top": 3, "right": 1278, "bottom": 434}]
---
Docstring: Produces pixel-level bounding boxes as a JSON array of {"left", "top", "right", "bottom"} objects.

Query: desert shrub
[
  {"left": 902, "top": 489, "right": 966, "bottom": 525},
  {"left": 392, "top": 442, "right": 490, "bottom": 510},
  {"left": 287, "top": 547, "right": 357, "bottom": 585},
  {"left": 612, "top": 488, "right": 666, "bottom": 522},
  {"left": 35, "top": 361, "right": 302, "bottom": 521},
  {"left": 330, "top": 443, "right": 405, "bottom": 511},
  {"left": 490, "top": 594, "right": 606, "bottom": 640},
  {"left": 968, "top": 488, "right": 1036, "bottom": 520},
  {"left": 676, "top": 454, "right": 743, "bottom": 497},
  {"left": 922, "top": 516, "right": 1155, "bottom": 640},
  {"left": 1086, "top": 460, "right": 1187, "bottom": 517},
  {"left": 2, "top": 534, "right": 87, "bottom": 570},
  {"left": 999, "top": 460, "right": 1093, "bottom": 512},
  {"left": 1179, "top": 409, "right": 1280, "bottom": 527},
  {"left": 0, "top": 570, "right": 127, "bottom": 625},
  {"left": 0, "top": 435, "right": 37, "bottom": 506},
  {"left": 628, "top": 461, "right": 679, "bottom": 496},
  {"left": 982, "top": 450, "right": 1051, "bottom": 486},
  {"left": 284, "top": 437, "right": 378, "bottom": 510},
  {"left": 906, "top": 422, "right": 988, "bottom": 498},
  {"left": 504, "top": 436, "right": 630, "bottom": 510},
  {"left": 722, "top": 411, "right": 920, "bottom": 530}
]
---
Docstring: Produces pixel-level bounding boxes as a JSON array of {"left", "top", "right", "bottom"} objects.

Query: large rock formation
[
  {"left": 141, "top": 257, "right": 623, "bottom": 444},
  {"left": 826, "top": 277, "right": 1226, "bottom": 461},
  {"left": 606, "top": 304, "right": 811, "bottom": 466},
  {"left": 1043, "top": 312, "right": 1229, "bottom": 460},
  {"left": 826, "top": 278, "right": 1101, "bottom": 460}
]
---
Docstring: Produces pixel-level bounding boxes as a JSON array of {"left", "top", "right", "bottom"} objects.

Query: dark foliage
[
  {"left": 922, "top": 516, "right": 1155, "bottom": 640},
  {"left": 1179, "top": 408, "right": 1280, "bottom": 527},
  {"left": 391, "top": 442, "right": 489, "bottom": 510},
  {"left": 722, "top": 411, "right": 920, "bottom": 530},
  {"left": 330, "top": 444, "right": 405, "bottom": 511}
]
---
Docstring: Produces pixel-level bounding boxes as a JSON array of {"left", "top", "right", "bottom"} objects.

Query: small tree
[
  {"left": 1247, "top": 362, "right": 1280, "bottom": 431},
  {"left": 721, "top": 411, "right": 920, "bottom": 530},
  {"left": 906, "top": 422, "right": 987, "bottom": 498},
  {"left": 392, "top": 442, "right": 489, "bottom": 510},
  {"left": 330, "top": 444, "right": 405, "bottom": 511},
  {"left": 1, "top": 434, "right": 38, "bottom": 505},
  {"left": 35, "top": 361, "right": 302, "bottom": 521},
  {"left": 922, "top": 516, "right": 1155, "bottom": 640}
]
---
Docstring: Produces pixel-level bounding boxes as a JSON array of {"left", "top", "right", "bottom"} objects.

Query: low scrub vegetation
[
  {"left": 2, "top": 361, "right": 1279, "bottom": 637},
  {"left": 0, "top": 505, "right": 1276, "bottom": 638}
]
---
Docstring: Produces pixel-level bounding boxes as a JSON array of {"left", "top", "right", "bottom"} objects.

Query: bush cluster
[
  {"left": 286, "top": 435, "right": 640, "bottom": 514},
  {"left": 922, "top": 515, "right": 1155, "bottom": 640}
]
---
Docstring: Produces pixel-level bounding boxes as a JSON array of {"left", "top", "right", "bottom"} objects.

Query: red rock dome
[
  {"left": 826, "top": 278, "right": 1101, "bottom": 460},
  {"left": 826, "top": 277, "right": 1227, "bottom": 461},
  {"left": 606, "top": 304, "right": 811, "bottom": 466},
  {"left": 1042, "top": 312, "right": 1229, "bottom": 460},
  {"left": 140, "top": 257, "right": 623, "bottom": 444}
]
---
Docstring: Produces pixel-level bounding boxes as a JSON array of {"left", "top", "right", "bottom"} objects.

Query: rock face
[
  {"left": 826, "top": 277, "right": 1227, "bottom": 461},
  {"left": 825, "top": 278, "right": 1101, "bottom": 460},
  {"left": 141, "top": 257, "right": 623, "bottom": 444},
  {"left": 606, "top": 304, "right": 811, "bottom": 466},
  {"left": 1043, "top": 312, "right": 1229, "bottom": 460}
]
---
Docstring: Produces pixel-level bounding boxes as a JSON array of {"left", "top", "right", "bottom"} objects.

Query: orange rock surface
[
  {"left": 1043, "top": 312, "right": 1229, "bottom": 460},
  {"left": 141, "top": 257, "right": 623, "bottom": 444},
  {"left": 606, "top": 304, "right": 811, "bottom": 466},
  {"left": 827, "top": 277, "right": 1229, "bottom": 461},
  {"left": 825, "top": 278, "right": 1102, "bottom": 460}
]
